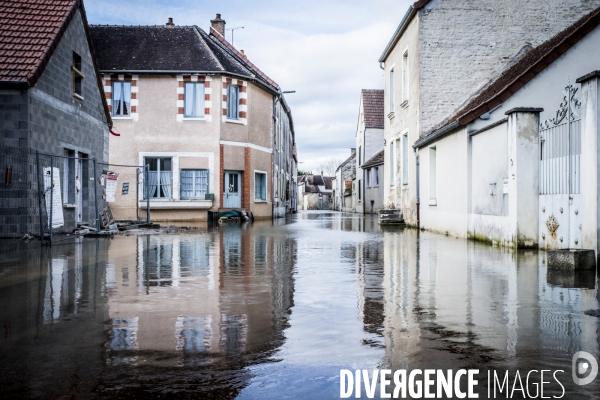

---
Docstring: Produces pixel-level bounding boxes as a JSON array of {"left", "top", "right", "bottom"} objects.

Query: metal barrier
[{"left": 0, "top": 144, "right": 151, "bottom": 252}]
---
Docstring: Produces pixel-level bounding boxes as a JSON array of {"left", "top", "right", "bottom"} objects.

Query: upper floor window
[
  {"left": 112, "top": 81, "right": 131, "bottom": 116},
  {"left": 227, "top": 84, "right": 239, "bottom": 120},
  {"left": 184, "top": 82, "right": 205, "bottom": 118},
  {"left": 402, "top": 50, "right": 409, "bottom": 102},
  {"left": 72, "top": 52, "right": 84, "bottom": 99},
  {"left": 389, "top": 68, "right": 395, "bottom": 112}
]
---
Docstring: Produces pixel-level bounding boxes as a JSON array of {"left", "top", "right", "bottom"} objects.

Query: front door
[{"left": 224, "top": 171, "right": 241, "bottom": 208}]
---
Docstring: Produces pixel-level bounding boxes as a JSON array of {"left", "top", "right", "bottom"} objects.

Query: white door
[
  {"left": 76, "top": 158, "right": 83, "bottom": 223},
  {"left": 224, "top": 171, "right": 241, "bottom": 208}
]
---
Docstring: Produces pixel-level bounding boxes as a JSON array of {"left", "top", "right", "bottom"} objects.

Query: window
[
  {"left": 402, "top": 134, "right": 409, "bottom": 185},
  {"left": 429, "top": 147, "right": 437, "bottom": 205},
  {"left": 358, "top": 146, "right": 361, "bottom": 165},
  {"left": 63, "top": 149, "right": 75, "bottom": 204},
  {"left": 254, "top": 171, "right": 267, "bottom": 201},
  {"left": 227, "top": 84, "right": 239, "bottom": 119},
  {"left": 145, "top": 157, "right": 172, "bottom": 199},
  {"left": 180, "top": 169, "right": 208, "bottom": 199},
  {"left": 358, "top": 180, "right": 361, "bottom": 200},
  {"left": 402, "top": 50, "right": 409, "bottom": 102},
  {"left": 184, "top": 82, "right": 205, "bottom": 118},
  {"left": 389, "top": 141, "right": 395, "bottom": 186},
  {"left": 366, "top": 168, "right": 371, "bottom": 188},
  {"left": 72, "top": 52, "right": 84, "bottom": 98},
  {"left": 112, "top": 81, "right": 131, "bottom": 116},
  {"left": 389, "top": 69, "right": 395, "bottom": 112},
  {"left": 373, "top": 167, "right": 379, "bottom": 187}
]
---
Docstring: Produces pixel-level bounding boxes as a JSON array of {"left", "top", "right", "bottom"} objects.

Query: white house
[{"left": 414, "top": 7, "right": 600, "bottom": 251}]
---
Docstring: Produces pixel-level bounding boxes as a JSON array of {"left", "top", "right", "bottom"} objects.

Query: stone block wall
[{"left": 419, "top": 0, "right": 600, "bottom": 135}]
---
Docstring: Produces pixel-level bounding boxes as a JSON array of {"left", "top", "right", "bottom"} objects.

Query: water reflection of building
[
  {"left": 104, "top": 224, "right": 296, "bottom": 377},
  {"left": 380, "top": 230, "right": 600, "bottom": 394}
]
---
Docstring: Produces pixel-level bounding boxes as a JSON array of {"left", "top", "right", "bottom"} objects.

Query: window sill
[
  {"left": 254, "top": 199, "right": 268, "bottom": 203},
  {"left": 183, "top": 117, "right": 206, "bottom": 121},
  {"left": 72, "top": 93, "right": 84, "bottom": 101},
  {"left": 400, "top": 100, "right": 408, "bottom": 108},
  {"left": 225, "top": 118, "right": 244, "bottom": 125},
  {"left": 429, "top": 199, "right": 437, "bottom": 206},
  {"left": 139, "top": 199, "right": 213, "bottom": 210},
  {"left": 63, "top": 203, "right": 76, "bottom": 209},
  {"left": 112, "top": 116, "right": 133, "bottom": 120}
]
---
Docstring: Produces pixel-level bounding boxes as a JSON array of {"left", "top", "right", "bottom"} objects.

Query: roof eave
[
  {"left": 413, "top": 121, "right": 460, "bottom": 149},
  {"left": 378, "top": 6, "right": 417, "bottom": 63}
]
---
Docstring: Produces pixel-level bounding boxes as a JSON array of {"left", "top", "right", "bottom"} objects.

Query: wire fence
[{"left": 0, "top": 144, "right": 150, "bottom": 254}]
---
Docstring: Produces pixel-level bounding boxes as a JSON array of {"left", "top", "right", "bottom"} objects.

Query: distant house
[
  {"left": 90, "top": 14, "right": 296, "bottom": 221},
  {"left": 0, "top": 0, "right": 111, "bottom": 236},
  {"left": 361, "top": 150, "right": 384, "bottom": 214},
  {"left": 297, "top": 175, "right": 333, "bottom": 210},
  {"left": 355, "top": 89, "right": 384, "bottom": 214},
  {"left": 334, "top": 149, "right": 356, "bottom": 212}
]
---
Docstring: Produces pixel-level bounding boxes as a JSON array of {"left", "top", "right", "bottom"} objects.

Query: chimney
[
  {"left": 211, "top": 13, "right": 226, "bottom": 37},
  {"left": 240, "top": 49, "right": 245, "bottom": 56},
  {"left": 351, "top": 148, "right": 356, "bottom": 156},
  {"left": 166, "top": 17, "right": 175, "bottom": 27}
]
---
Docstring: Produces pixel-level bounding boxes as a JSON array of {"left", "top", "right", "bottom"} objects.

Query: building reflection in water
[
  {"left": 102, "top": 222, "right": 296, "bottom": 396},
  {"left": 379, "top": 229, "right": 600, "bottom": 396}
]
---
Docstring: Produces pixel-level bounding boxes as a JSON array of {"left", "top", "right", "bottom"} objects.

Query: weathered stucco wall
[
  {"left": 383, "top": 14, "right": 420, "bottom": 224},
  {"left": 419, "top": 0, "right": 600, "bottom": 135}
]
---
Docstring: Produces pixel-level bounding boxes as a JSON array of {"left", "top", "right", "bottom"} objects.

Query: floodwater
[{"left": 1, "top": 211, "right": 599, "bottom": 399}]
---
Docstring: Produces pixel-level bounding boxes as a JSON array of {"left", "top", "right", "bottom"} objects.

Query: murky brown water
[{"left": 0, "top": 211, "right": 599, "bottom": 399}]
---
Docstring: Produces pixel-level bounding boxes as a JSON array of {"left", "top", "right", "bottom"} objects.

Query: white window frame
[
  {"left": 254, "top": 170, "right": 268, "bottom": 202},
  {"left": 145, "top": 157, "right": 173, "bottom": 200},
  {"left": 373, "top": 167, "right": 379, "bottom": 187},
  {"left": 389, "top": 68, "right": 395, "bottom": 113},
  {"left": 389, "top": 140, "right": 395, "bottom": 187},
  {"left": 402, "top": 132, "right": 409, "bottom": 185},
  {"left": 112, "top": 81, "right": 131, "bottom": 117},
  {"left": 184, "top": 82, "right": 205, "bottom": 118},
  {"left": 402, "top": 47, "right": 409, "bottom": 103},
  {"left": 429, "top": 146, "right": 437, "bottom": 206},
  {"left": 180, "top": 169, "right": 209, "bottom": 199}
]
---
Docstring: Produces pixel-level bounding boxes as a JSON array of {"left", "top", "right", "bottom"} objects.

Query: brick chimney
[
  {"left": 166, "top": 17, "right": 175, "bottom": 27},
  {"left": 211, "top": 13, "right": 226, "bottom": 37}
]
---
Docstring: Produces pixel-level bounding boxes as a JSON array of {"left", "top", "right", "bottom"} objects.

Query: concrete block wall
[
  {"left": 419, "top": 0, "right": 600, "bottom": 135},
  {"left": 0, "top": 90, "right": 29, "bottom": 149}
]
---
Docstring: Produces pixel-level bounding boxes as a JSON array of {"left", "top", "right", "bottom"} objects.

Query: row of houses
[
  {"left": 337, "top": 0, "right": 600, "bottom": 254},
  {"left": 0, "top": 0, "right": 297, "bottom": 238}
]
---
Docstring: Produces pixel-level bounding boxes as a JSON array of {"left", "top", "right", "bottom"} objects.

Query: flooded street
[{"left": 1, "top": 211, "right": 599, "bottom": 399}]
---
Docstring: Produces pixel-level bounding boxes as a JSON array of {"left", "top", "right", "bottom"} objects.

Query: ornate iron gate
[{"left": 539, "top": 84, "right": 582, "bottom": 250}]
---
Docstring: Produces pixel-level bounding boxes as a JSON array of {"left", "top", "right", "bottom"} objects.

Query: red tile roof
[
  {"left": 0, "top": 0, "right": 77, "bottom": 84},
  {"left": 361, "top": 89, "right": 384, "bottom": 129},
  {"left": 0, "top": 0, "right": 112, "bottom": 126}
]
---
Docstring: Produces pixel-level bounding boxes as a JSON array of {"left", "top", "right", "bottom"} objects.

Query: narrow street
[{"left": 1, "top": 212, "right": 599, "bottom": 398}]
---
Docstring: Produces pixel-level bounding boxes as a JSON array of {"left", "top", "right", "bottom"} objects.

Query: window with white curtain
[
  {"left": 180, "top": 169, "right": 209, "bottom": 199},
  {"left": 254, "top": 171, "right": 267, "bottom": 201},
  {"left": 227, "top": 84, "right": 239, "bottom": 119},
  {"left": 389, "top": 141, "right": 395, "bottom": 186},
  {"left": 112, "top": 81, "right": 131, "bottom": 116},
  {"left": 184, "top": 82, "right": 205, "bottom": 118},
  {"left": 402, "top": 50, "right": 409, "bottom": 102},
  {"left": 144, "top": 157, "right": 172, "bottom": 199}
]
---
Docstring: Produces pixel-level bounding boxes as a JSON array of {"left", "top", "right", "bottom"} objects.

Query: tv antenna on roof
[{"left": 226, "top": 26, "right": 244, "bottom": 46}]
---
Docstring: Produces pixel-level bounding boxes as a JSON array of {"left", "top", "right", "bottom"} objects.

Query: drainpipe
[{"left": 414, "top": 148, "right": 420, "bottom": 227}]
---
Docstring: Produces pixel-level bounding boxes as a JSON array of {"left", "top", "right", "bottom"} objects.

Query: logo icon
[{"left": 572, "top": 351, "right": 598, "bottom": 385}]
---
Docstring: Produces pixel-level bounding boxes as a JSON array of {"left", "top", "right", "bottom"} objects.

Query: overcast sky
[{"left": 86, "top": 0, "right": 413, "bottom": 173}]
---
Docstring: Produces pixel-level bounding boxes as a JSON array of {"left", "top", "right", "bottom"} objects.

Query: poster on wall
[
  {"left": 105, "top": 172, "right": 118, "bottom": 202},
  {"left": 43, "top": 167, "right": 64, "bottom": 228}
]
